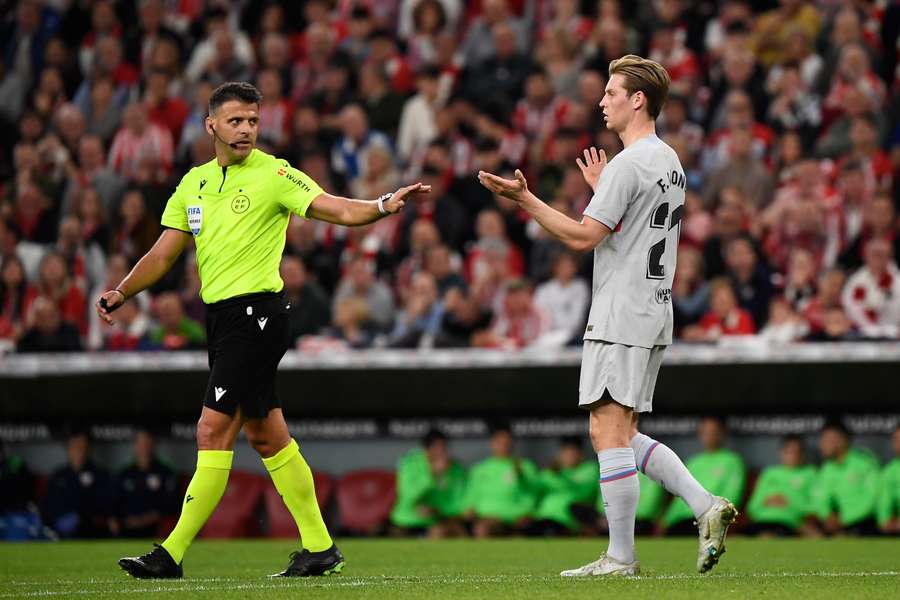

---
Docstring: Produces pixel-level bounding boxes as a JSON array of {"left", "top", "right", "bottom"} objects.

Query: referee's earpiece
[{"left": 210, "top": 125, "right": 239, "bottom": 150}]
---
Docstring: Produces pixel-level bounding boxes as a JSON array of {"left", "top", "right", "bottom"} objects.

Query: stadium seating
[
  {"left": 199, "top": 470, "right": 265, "bottom": 538},
  {"left": 335, "top": 469, "right": 396, "bottom": 535},
  {"left": 263, "top": 471, "right": 334, "bottom": 538}
]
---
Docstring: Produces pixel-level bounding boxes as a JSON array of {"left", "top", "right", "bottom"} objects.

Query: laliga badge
[{"left": 187, "top": 206, "right": 202, "bottom": 236}]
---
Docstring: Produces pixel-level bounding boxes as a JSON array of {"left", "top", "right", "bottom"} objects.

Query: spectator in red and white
[
  {"left": 832, "top": 160, "right": 872, "bottom": 249},
  {"left": 512, "top": 68, "right": 571, "bottom": 148},
  {"left": 772, "top": 130, "right": 806, "bottom": 186},
  {"left": 366, "top": 28, "right": 414, "bottom": 94},
  {"left": 726, "top": 235, "right": 775, "bottom": 329},
  {"left": 142, "top": 67, "right": 189, "bottom": 147},
  {"left": 815, "top": 83, "right": 884, "bottom": 160},
  {"left": 0, "top": 255, "right": 36, "bottom": 343},
  {"left": 280, "top": 255, "right": 331, "bottom": 345},
  {"left": 331, "top": 103, "right": 394, "bottom": 186},
  {"left": 184, "top": 7, "right": 254, "bottom": 84},
  {"left": 537, "top": 0, "right": 591, "bottom": 46},
  {"left": 461, "top": 0, "right": 531, "bottom": 67},
  {"left": 397, "top": 66, "right": 443, "bottom": 166},
  {"left": 680, "top": 190, "right": 713, "bottom": 248},
  {"left": 703, "top": 126, "right": 775, "bottom": 212},
  {"left": 469, "top": 237, "right": 512, "bottom": 312},
  {"left": 584, "top": 15, "right": 635, "bottom": 77},
  {"left": 337, "top": 6, "right": 375, "bottom": 66},
  {"left": 16, "top": 296, "right": 83, "bottom": 353},
  {"left": 435, "top": 286, "right": 493, "bottom": 348},
  {"left": 398, "top": 164, "right": 468, "bottom": 255},
  {"left": 11, "top": 176, "right": 57, "bottom": 245},
  {"left": 781, "top": 246, "right": 818, "bottom": 312},
  {"left": 649, "top": 26, "right": 700, "bottom": 96},
  {"left": 389, "top": 271, "right": 445, "bottom": 348},
  {"left": 765, "top": 194, "right": 838, "bottom": 274},
  {"left": 333, "top": 253, "right": 396, "bottom": 331},
  {"left": 28, "top": 251, "right": 87, "bottom": 337},
  {"left": 56, "top": 215, "right": 105, "bottom": 294},
  {"left": 101, "top": 298, "right": 152, "bottom": 351},
  {"left": 836, "top": 115, "right": 893, "bottom": 192},
  {"left": 31, "top": 66, "right": 68, "bottom": 122},
  {"left": 80, "top": 35, "right": 139, "bottom": 93},
  {"left": 87, "top": 253, "right": 148, "bottom": 350},
  {"left": 395, "top": 219, "right": 441, "bottom": 303},
  {"left": 77, "top": 0, "right": 123, "bottom": 78},
  {"left": 257, "top": 32, "right": 293, "bottom": 90},
  {"left": 291, "top": 22, "right": 339, "bottom": 102},
  {"left": 532, "top": 252, "right": 588, "bottom": 347},
  {"left": 110, "top": 189, "right": 159, "bottom": 264},
  {"left": 673, "top": 245, "right": 710, "bottom": 330},
  {"left": 147, "top": 292, "right": 205, "bottom": 351},
  {"left": 804, "top": 305, "right": 859, "bottom": 342},
  {"left": 703, "top": 89, "right": 775, "bottom": 174},
  {"left": 472, "top": 102, "right": 528, "bottom": 169},
  {"left": 303, "top": 296, "right": 375, "bottom": 352},
  {"left": 400, "top": 0, "right": 462, "bottom": 47},
  {"left": 842, "top": 238, "right": 900, "bottom": 339},
  {"left": 490, "top": 278, "right": 550, "bottom": 349},
  {"left": 683, "top": 277, "right": 756, "bottom": 341},
  {"left": 254, "top": 68, "right": 293, "bottom": 154},
  {"left": 759, "top": 296, "right": 809, "bottom": 343},
  {"left": 53, "top": 102, "right": 87, "bottom": 159},
  {"left": 350, "top": 144, "right": 401, "bottom": 205},
  {"left": 463, "top": 22, "right": 533, "bottom": 111},
  {"left": 802, "top": 267, "right": 845, "bottom": 334},
  {"left": 822, "top": 43, "right": 885, "bottom": 126},
  {"left": 575, "top": 69, "right": 607, "bottom": 133},
  {"left": 108, "top": 102, "right": 173, "bottom": 182},
  {"left": 838, "top": 194, "right": 900, "bottom": 272}
]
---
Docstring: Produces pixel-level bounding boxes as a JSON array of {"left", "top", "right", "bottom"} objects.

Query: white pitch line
[{"left": 2, "top": 571, "right": 899, "bottom": 597}]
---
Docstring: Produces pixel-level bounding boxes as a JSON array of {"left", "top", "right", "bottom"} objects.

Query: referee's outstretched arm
[
  {"left": 95, "top": 228, "right": 190, "bottom": 324},
  {"left": 306, "top": 182, "right": 430, "bottom": 226}
]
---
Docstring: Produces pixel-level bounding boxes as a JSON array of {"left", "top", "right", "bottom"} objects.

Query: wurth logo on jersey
[{"left": 277, "top": 167, "right": 312, "bottom": 192}]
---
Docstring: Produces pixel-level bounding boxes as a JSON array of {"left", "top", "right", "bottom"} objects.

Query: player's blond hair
[{"left": 608, "top": 55, "right": 671, "bottom": 119}]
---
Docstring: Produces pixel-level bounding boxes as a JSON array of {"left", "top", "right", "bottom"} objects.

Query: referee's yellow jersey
[{"left": 161, "top": 149, "right": 323, "bottom": 303}]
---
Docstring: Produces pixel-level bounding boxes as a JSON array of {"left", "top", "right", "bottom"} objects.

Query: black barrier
[{"left": 1, "top": 348, "right": 898, "bottom": 421}]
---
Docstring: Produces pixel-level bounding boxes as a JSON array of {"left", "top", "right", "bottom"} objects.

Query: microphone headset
[{"left": 210, "top": 125, "right": 241, "bottom": 150}]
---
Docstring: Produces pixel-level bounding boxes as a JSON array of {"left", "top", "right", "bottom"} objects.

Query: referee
[{"left": 103, "top": 82, "right": 429, "bottom": 579}]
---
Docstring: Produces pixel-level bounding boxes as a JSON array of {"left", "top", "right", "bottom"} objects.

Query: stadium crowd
[
  {"left": 0, "top": 0, "right": 898, "bottom": 353},
  {"left": 1, "top": 420, "right": 898, "bottom": 539}
]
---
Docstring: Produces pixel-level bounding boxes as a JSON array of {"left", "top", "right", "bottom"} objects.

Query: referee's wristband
[{"left": 376, "top": 193, "right": 393, "bottom": 215}]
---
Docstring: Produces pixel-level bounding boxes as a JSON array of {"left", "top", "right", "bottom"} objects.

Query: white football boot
[
  {"left": 696, "top": 496, "right": 739, "bottom": 573},
  {"left": 560, "top": 553, "right": 640, "bottom": 577}
]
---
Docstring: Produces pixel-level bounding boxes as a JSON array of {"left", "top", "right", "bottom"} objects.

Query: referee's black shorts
[{"left": 203, "top": 291, "right": 292, "bottom": 419}]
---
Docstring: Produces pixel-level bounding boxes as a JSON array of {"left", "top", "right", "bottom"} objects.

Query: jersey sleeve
[
  {"left": 582, "top": 157, "right": 638, "bottom": 230},
  {"left": 160, "top": 174, "right": 191, "bottom": 232},
  {"left": 272, "top": 158, "right": 324, "bottom": 218}
]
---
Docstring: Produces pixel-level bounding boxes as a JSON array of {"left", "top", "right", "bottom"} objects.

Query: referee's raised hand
[
  {"left": 382, "top": 182, "right": 431, "bottom": 214},
  {"left": 96, "top": 289, "right": 126, "bottom": 325}
]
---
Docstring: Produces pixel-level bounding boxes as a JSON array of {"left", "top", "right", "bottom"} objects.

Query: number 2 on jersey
[{"left": 646, "top": 203, "right": 683, "bottom": 279}]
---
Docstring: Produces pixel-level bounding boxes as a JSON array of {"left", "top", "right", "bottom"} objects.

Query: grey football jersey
[{"left": 582, "top": 134, "right": 686, "bottom": 348}]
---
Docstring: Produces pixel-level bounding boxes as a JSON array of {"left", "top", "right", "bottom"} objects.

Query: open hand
[
  {"left": 384, "top": 182, "right": 431, "bottom": 214},
  {"left": 477, "top": 169, "right": 529, "bottom": 202},
  {"left": 576, "top": 146, "right": 607, "bottom": 190}
]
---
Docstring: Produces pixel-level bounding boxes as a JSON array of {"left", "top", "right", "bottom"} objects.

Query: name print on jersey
[
  {"left": 187, "top": 206, "right": 202, "bottom": 236},
  {"left": 646, "top": 169, "right": 686, "bottom": 280}
]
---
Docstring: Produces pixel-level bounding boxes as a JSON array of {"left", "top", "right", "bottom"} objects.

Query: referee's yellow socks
[
  {"left": 161, "top": 449, "right": 233, "bottom": 564},
  {"left": 262, "top": 439, "right": 333, "bottom": 552}
]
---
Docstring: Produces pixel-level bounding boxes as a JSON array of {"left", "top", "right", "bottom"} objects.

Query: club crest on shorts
[{"left": 187, "top": 206, "right": 202, "bottom": 236}]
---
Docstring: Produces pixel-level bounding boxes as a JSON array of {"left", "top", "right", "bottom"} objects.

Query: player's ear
[{"left": 204, "top": 116, "right": 214, "bottom": 136}]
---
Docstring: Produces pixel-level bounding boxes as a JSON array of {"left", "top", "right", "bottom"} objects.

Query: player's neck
[{"left": 619, "top": 120, "right": 657, "bottom": 148}]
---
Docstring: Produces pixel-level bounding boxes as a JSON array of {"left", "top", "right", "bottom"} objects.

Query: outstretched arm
[
  {"left": 307, "top": 183, "right": 431, "bottom": 226},
  {"left": 95, "top": 228, "right": 191, "bottom": 324},
  {"left": 478, "top": 169, "right": 610, "bottom": 253}
]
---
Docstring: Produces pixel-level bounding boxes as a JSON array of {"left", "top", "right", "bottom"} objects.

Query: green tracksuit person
[
  {"left": 464, "top": 426, "right": 539, "bottom": 537},
  {"left": 390, "top": 430, "right": 467, "bottom": 534},
  {"left": 663, "top": 418, "right": 746, "bottom": 529},
  {"left": 532, "top": 437, "right": 598, "bottom": 533},
  {"left": 876, "top": 426, "right": 900, "bottom": 535},
  {"left": 812, "top": 422, "right": 880, "bottom": 534},
  {"left": 747, "top": 435, "right": 817, "bottom": 533}
]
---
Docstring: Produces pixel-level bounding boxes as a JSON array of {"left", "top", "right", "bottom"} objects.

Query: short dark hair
[
  {"left": 422, "top": 428, "right": 446, "bottom": 448},
  {"left": 781, "top": 434, "right": 803, "bottom": 448},
  {"left": 208, "top": 82, "right": 262, "bottom": 115},
  {"left": 822, "top": 419, "right": 850, "bottom": 438},
  {"left": 560, "top": 435, "right": 582, "bottom": 450}
]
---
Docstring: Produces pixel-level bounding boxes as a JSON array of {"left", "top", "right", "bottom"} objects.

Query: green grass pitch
[{"left": 1, "top": 538, "right": 898, "bottom": 599}]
